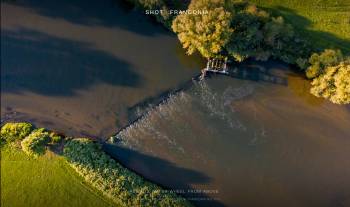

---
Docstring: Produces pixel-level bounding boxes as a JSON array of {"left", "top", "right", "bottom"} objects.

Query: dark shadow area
[
  {"left": 103, "top": 143, "right": 225, "bottom": 207},
  {"left": 4, "top": 0, "right": 169, "bottom": 36},
  {"left": 175, "top": 42, "right": 207, "bottom": 69},
  {"left": 262, "top": 6, "right": 350, "bottom": 54},
  {"left": 224, "top": 60, "right": 288, "bottom": 86},
  {"left": 1, "top": 28, "right": 141, "bottom": 95}
]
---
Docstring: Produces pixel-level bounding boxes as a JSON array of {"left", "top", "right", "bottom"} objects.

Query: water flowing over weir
[
  {"left": 113, "top": 79, "right": 256, "bottom": 151},
  {"left": 114, "top": 80, "right": 251, "bottom": 150},
  {"left": 2, "top": 1, "right": 350, "bottom": 206},
  {"left": 104, "top": 73, "right": 350, "bottom": 207}
]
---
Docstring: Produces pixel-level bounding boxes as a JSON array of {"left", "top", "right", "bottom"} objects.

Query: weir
[
  {"left": 105, "top": 63, "right": 350, "bottom": 207},
  {"left": 109, "top": 73, "right": 202, "bottom": 141},
  {"left": 110, "top": 60, "right": 288, "bottom": 142},
  {"left": 200, "top": 58, "right": 229, "bottom": 80}
]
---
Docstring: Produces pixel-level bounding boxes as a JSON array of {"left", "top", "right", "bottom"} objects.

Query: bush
[
  {"left": 306, "top": 49, "right": 344, "bottom": 78},
  {"left": 310, "top": 62, "right": 350, "bottom": 104},
  {"left": 64, "top": 138, "right": 192, "bottom": 207},
  {"left": 0, "top": 122, "right": 33, "bottom": 143},
  {"left": 49, "top": 132, "right": 62, "bottom": 143},
  {"left": 21, "top": 128, "right": 51, "bottom": 157}
]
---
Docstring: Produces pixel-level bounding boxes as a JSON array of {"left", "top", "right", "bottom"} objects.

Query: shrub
[
  {"left": 296, "top": 58, "right": 309, "bottom": 70},
  {"left": 21, "top": 128, "right": 51, "bottom": 157},
  {"left": 64, "top": 138, "right": 192, "bottom": 207},
  {"left": 310, "top": 62, "right": 350, "bottom": 104},
  {"left": 49, "top": 132, "right": 62, "bottom": 143},
  {"left": 306, "top": 49, "right": 344, "bottom": 79},
  {"left": 0, "top": 122, "right": 33, "bottom": 143}
]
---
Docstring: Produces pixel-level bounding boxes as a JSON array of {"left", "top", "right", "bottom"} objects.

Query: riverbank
[
  {"left": 1, "top": 122, "right": 192, "bottom": 207},
  {"left": 1, "top": 144, "right": 115, "bottom": 207},
  {"left": 108, "top": 67, "right": 350, "bottom": 207},
  {"left": 125, "top": 0, "right": 349, "bottom": 105},
  {"left": 250, "top": 0, "right": 350, "bottom": 54},
  {"left": 1, "top": 0, "right": 201, "bottom": 138},
  {"left": 2, "top": 1, "right": 349, "bottom": 206}
]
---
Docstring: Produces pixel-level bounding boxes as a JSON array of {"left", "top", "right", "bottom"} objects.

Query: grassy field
[
  {"left": 250, "top": 0, "right": 350, "bottom": 54},
  {"left": 1, "top": 144, "right": 115, "bottom": 207}
]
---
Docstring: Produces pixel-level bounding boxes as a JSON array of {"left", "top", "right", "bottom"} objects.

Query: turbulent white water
[
  {"left": 112, "top": 79, "right": 256, "bottom": 155},
  {"left": 3, "top": 1, "right": 350, "bottom": 206},
  {"left": 194, "top": 80, "right": 255, "bottom": 130},
  {"left": 106, "top": 75, "right": 350, "bottom": 207},
  {"left": 114, "top": 91, "right": 191, "bottom": 151}
]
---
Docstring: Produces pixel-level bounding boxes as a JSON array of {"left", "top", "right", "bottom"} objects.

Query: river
[
  {"left": 1, "top": 0, "right": 201, "bottom": 138},
  {"left": 1, "top": 1, "right": 350, "bottom": 207}
]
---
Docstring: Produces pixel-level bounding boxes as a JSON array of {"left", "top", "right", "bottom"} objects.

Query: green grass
[
  {"left": 1, "top": 144, "right": 115, "bottom": 207},
  {"left": 250, "top": 0, "right": 350, "bottom": 54}
]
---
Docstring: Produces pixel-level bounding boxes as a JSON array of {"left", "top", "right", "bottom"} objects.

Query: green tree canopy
[
  {"left": 225, "top": 3, "right": 270, "bottom": 62},
  {"left": 1, "top": 122, "right": 33, "bottom": 143},
  {"left": 306, "top": 49, "right": 344, "bottom": 79},
  {"left": 172, "top": 0, "right": 233, "bottom": 58},
  {"left": 310, "top": 62, "right": 350, "bottom": 104}
]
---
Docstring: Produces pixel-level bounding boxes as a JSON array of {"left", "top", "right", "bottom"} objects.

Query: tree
[
  {"left": 225, "top": 3, "right": 270, "bottom": 62},
  {"left": 172, "top": 0, "right": 233, "bottom": 58},
  {"left": 263, "top": 16, "right": 311, "bottom": 66},
  {"left": 306, "top": 49, "right": 343, "bottom": 78},
  {"left": 310, "top": 62, "right": 350, "bottom": 104},
  {"left": 224, "top": 2, "right": 311, "bottom": 64}
]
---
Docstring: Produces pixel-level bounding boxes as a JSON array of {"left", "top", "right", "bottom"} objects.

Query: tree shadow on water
[
  {"left": 103, "top": 143, "right": 226, "bottom": 207},
  {"left": 221, "top": 60, "right": 289, "bottom": 86},
  {"left": 1, "top": 28, "right": 141, "bottom": 96},
  {"left": 5, "top": 0, "right": 169, "bottom": 36}
]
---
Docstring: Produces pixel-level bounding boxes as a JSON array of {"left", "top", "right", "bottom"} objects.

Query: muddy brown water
[
  {"left": 1, "top": 0, "right": 202, "bottom": 138},
  {"left": 1, "top": 1, "right": 350, "bottom": 207},
  {"left": 106, "top": 65, "right": 350, "bottom": 207}
]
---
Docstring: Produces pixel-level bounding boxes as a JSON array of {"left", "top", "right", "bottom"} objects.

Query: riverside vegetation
[
  {"left": 125, "top": 0, "right": 350, "bottom": 104},
  {"left": 250, "top": 0, "right": 350, "bottom": 53},
  {"left": 1, "top": 123, "right": 192, "bottom": 207},
  {"left": 1, "top": 123, "right": 114, "bottom": 207},
  {"left": 310, "top": 62, "right": 350, "bottom": 104},
  {"left": 64, "top": 138, "right": 191, "bottom": 207},
  {"left": 1, "top": 144, "right": 114, "bottom": 207}
]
